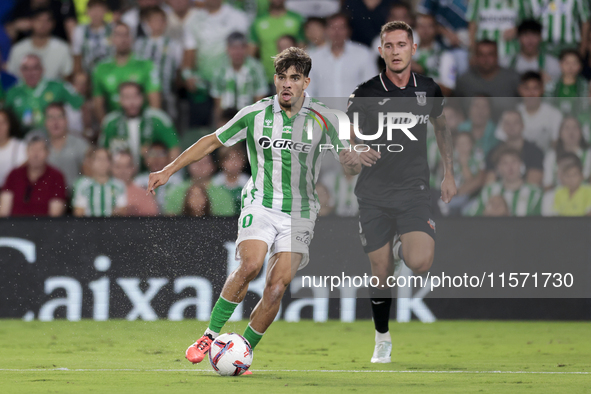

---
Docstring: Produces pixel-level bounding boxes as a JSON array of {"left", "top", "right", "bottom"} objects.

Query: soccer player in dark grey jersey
[{"left": 346, "top": 21, "right": 457, "bottom": 363}]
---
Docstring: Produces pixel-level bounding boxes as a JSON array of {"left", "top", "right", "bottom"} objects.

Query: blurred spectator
[
  {"left": 70, "top": 71, "right": 95, "bottom": 139},
  {"left": 165, "top": 0, "right": 198, "bottom": 42},
  {"left": 0, "top": 109, "right": 27, "bottom": 188},
  {"left": 100, "top": 82, "right": 180, "bottom": 169},
  {"left": 182, "top": 183, "right": 211, "bottom": 217},
  {"left": 72, "top": 147, "right": 127, "bottom": 216},
  {"left": 208, "top": 145, "right": 249, "bottom": 216},
  {"left": 73, "top": 0, "right": 119, "bottom": 25},
  {"left": 530, "top": 0, "right": 590, "bottom": 57},
  {"left": 0, "top": 0, "right": 16, "bottom": 25},
  {"left": 134, "top": 6, "right": 183, "bottom": 120},
  {"left": 321, "top": 170, "right": 358, "bottom": 217},
  {"left": 0, "top": 24, "right": 13, "bottom": 67},
  {"left": 72, "top": 0, "right": 113, "bottom": 74},
  {"left": 546, "top": 154, "right": 591, "bottom": 216},
  {"left": 5, "top": 55, "right": 84, "bottom": 133},
  {"left": 211, "top": 32, "right": 267, "bottom": 125},
  {"left": 513, "top": 72, "right": 562, "bottom": 152},
  {"left": 111, "top": 150, "right": 159, "bottom": 216},
  {"left": 457, "top": 96, "right": 499, "bottom": 155},
  {"left": 455, "top": 40, "right": 520, "bottom": 118},
  {"left": 502, "top": 20, "right": 561, "bottom": 83},
  {"left": 7, "top": 9, "right": 73, "bottom": 80},
  {"left": 6, "top": 0, "right": 77, "bottom": 42},
  {"left": 344, "top": 0, "right": 392, "bottom": 48},
  {"left": 163, "top": 153, "right": 217, "bottom": 215},
  {"left": 418, "top": 0, "right": 469, "bottom": 74},
  {"left": 285, "top": 0, "right": 339, "bottom": 18},
  {"left": 442, "top": 101, "right": 466, "bottom": 134},
  {"left": 370, "top": 2, "right": 418, "bottom": 54},
  {"left": 485, "top": 110, "right": 544, "bottom": 186},
  {"left": 0, "top": 133, "right": 66, "bottom": 217},
  {"left": 121, "top": 0, "right": 162, "bottom": 38},
  {"left": 227, "top": 0, "right": 271, "bottom": 21},
  {"left": 308, "top": 13, "right": 377, "bottom": 100},
  {"left": 546, "top": 49, "right": 588, "bottom": 114},
  {"left": 277, "top": 34, "right": 297, "bottom": 53},
  {"left": 303, "top": 17, "right": 326, "bottom": 51},
  {"left": 92, "top": 22, "right": 161, "bottom": 122},
  {"left": 543, "top": 116, "right": 591, "bottom": 189},
  {"left": 315, "top": 181, "right": 332, "bottom": 217},
  {"left": 412, "top": 13, "right": 457, "bottom": 96},
  {"left": 45, "top": 103, "right": 89, "bottom": 191},
  {"left": 0, "top": 53, "right": 18, "bottom": 93},
  {"left": 182, "top": 0, "right": 249, "bottom": 126},
  {"left": 466, "top": 148, "right": 542, "bottom": 216},
  {"left": 467, "top": 0, "right": 531, "bottom": 58},
  {"left": 441, "top": 133, "right": 485, "bottom": 216},
  {"left": 249, "top": 0, "right": 304, "bottom": 84},
  {"left": 133, "top": 142, "right": 183, "bottom": 211},
  {"left": 482, "top": 194, "right": 510, "bottom": 216}
]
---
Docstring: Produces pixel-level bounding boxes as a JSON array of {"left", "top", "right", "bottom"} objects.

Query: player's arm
[
  {"left": 339, "top": 149, "right": 361, "bottom": 176},
  {"left": 147, "top": 133, "right": 223, "bottom": 195},
  {"left": 430, "top": 114, "right": 457, "bottom": 203}
]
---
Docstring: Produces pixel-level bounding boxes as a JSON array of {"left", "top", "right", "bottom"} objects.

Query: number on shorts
[{"left": 242, "top": 214, "right": 253, "bottom": 228}]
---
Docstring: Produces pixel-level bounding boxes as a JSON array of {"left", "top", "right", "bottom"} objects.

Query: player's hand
[
  {"left": 340, "top": 149, "right": 360, "bottom": 169},
  {"left": 440, "top": 176, "right": 457, "bottom": 204},
  {"left": 147, "top": 169, "right": 171, "bottom": 195},
  {"left": 358, "top": 147, "right": 381, "bottom": 167}
]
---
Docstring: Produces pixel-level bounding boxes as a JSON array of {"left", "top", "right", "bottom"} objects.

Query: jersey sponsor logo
[
  {"left": 258, "top": 136, "right": 312, "bottom": 153},
  {"left": 415, "top": 91, "right": 427, "bottom": 106}
]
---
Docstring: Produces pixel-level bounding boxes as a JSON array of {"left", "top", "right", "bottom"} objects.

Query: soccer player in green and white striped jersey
[
  {"left": 466, "top": 148, "right": 542, "bottom": 216},
  {"left": 73, "top": 148, "right": 127, "bottom": 217},
  {"left": 467, "top": 0, "right": 533, "bottom": 58},
  {"left": 147, "top": 47, "right": 360, "bottom": 363},
  {"left": 530, "top": 0, "right": 590, "bottom": 56}
]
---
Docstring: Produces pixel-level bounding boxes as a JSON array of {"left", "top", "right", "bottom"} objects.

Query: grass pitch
[{"left": 0, "top": 320, "right": 590, "bottom": 393}]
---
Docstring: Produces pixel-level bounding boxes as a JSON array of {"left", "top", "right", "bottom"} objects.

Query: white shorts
[{"left": 235, "top": 205, "right": 316, "bottom": 270}]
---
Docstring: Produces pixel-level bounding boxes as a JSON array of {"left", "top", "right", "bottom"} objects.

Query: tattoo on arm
[{"left": 432, "top": 115, "right": 454, "bottom": 177}]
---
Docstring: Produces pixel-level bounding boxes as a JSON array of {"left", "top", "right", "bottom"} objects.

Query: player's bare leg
[
  {"left": 245, "top": 252, "right": 302, "bottom": 348},
  {"left": 186, "top": 240, "right": 268, "bottom": 364},
  {"left": 398, "top": 231, "right": 434, "bottom": 274},
  {"left": 367, "top": 242, "right": 394, "bottom": 363}
]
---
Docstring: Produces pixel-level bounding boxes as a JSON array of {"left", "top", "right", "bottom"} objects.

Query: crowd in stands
[{"left": 1, "top": 0, "right": 591, "bottom": 219}]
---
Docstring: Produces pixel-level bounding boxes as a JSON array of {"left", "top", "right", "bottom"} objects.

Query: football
[{"left": 208, "top": 333, "right": 253, "bottom": 376}]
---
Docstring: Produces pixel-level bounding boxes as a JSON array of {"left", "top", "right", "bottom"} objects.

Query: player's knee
[
  {"left": 237, "top": 258, "right": 262, "bottom": 281},
  {"left": 407, "top": 250, "right": 434, "bottom": 274},
  {"left": 264, "top": 278, "right": 289, "bottom": 304}
]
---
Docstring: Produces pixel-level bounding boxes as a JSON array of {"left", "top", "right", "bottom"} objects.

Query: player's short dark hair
[
  {"left": 476, "top": 39, "right": 498, "bottom": 51},
  {"left": 118, "top": 81, "right": 144, "bottom": 95},
  {"left": 273, "top": 47, "right": 312, "bottom": 77},
  {"left": 145, "top": 6, "right": 166, "bottom": 20},
  {"left": 558, "top": 152, "right": 583, "bottom": 173},
  {"left": 31, "top": 7, "right": 53, "bottom": 19},
  {"left": 520, "top": 71, "right": 543, "bottom": 84},
  {"left": 87, "top": 0, "right": 109, "bottom": 9},
  {"left": 517, "top": 19, "right": 542, "bottom": 35},
  {"left": 45, "top": 102, "right": 67, "bottom": 117},
  {"left": 380, "top": 21, "right": 413, "bottom": 43},
  {"left": 559, "top": 48, "right": 581, "bottom": 62}
]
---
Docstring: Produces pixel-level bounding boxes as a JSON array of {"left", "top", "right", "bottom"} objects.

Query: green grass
[{"left": 0, "top": 320, "right": 590, "bottom": 393}]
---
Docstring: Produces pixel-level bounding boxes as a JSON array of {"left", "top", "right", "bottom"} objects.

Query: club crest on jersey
[{"left": 415, "top": 91, "right": 427, "bottom": 106}]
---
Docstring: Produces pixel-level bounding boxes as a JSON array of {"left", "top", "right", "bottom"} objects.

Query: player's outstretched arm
[
  {"left": 430, "top": 115, "right": 457, "bottom": 204},
  {"left": 147, "top": 133, "right": 223, "bottom": 195},
  {"left": 339, "top": 149, "right": 362, "bottom": 176}
]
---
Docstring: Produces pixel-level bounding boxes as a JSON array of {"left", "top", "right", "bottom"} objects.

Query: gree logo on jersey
[{"left": 258, "top": 136, "right": 312, "bottom": 153}]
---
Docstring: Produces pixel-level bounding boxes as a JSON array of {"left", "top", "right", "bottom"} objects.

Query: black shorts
[{"left": 358, "top": 190, "right": 436, "bottom": 254}]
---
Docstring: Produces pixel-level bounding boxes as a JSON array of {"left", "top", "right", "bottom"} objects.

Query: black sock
[{"left": 369, "top": 287, "right": 392, "bottom": 334}]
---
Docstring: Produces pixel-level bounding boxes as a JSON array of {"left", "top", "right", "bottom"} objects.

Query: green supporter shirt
[
  {"left": 92, "top": 55, "right": 161, "bottom": 112},
  {"left": 5, "top": 79, "right": 84, "bottom": 132},
  {"left": 164, "top": 180, "right": 238, "bottom": 216},
  {"left": 99, "top": 108, "right": 179, "bottom": 168},
  {"left": 249, "top": 11, "right": 305, "bottom": 82}
]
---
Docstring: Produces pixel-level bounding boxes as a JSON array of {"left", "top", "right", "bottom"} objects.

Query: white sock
[
  {"left": 393, "top": 241, "right": 402, "bottom": 261},
  {"left": 375, "top": 330, "right": 391, "bottom": 343},
  {"left": 204, "top": 328, "right": 219, "bottom": 339}
]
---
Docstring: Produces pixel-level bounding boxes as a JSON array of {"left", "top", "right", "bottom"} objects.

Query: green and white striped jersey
[
  {"left": 467, "top": 0, "right": 532, "bottom": 57},
  {"left": 134, "top": 36, "right": 182, "bottom": 95},
  {"left": 530, "top": 0, "right": 590, "bottom": 47},
  {"left": 466, "top": 181, "right": 542, "bottom": 216},
  {"left": 215, "top": 93, "right": 348, "bottom": 219},
  {"left": 71, "top": 23, "right": 113, "bottom": 73},
  {"left": 73, "top": 176, "right": 127, "bottom": 217}
]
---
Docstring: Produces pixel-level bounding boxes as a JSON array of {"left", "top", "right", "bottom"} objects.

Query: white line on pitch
[{"left": 0, "top": 369, "right": 588, "bottom": 375}]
